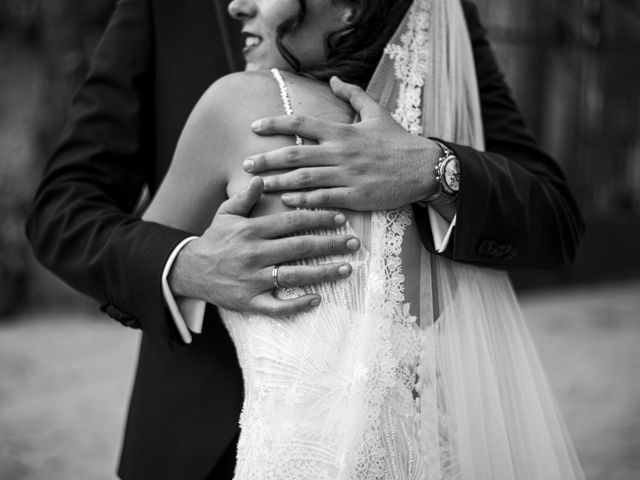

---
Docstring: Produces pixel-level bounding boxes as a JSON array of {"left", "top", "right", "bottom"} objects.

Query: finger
[
  {"left": 268, "top": 234, "right": 361, "bottom": 265},
  {"left": 262, "top": 167, "right": 344, "bottom": 192},
  {"left": 255, "top": 209, "right": 347, "bottom": 238},
  {"left": 251, "top": 114, "right": 337, "bottom": 141},
  {"left": 251, "top": 292, "right": 321, "bottom": 317},
  {"left": 330, "top": 76, "right": 382, "bottom": 120},
  {"left": 262, "top": 262, "right": 353, "bottom": 289},
  {"left": 243, "top": 145, "right": 332, "bottom": 173},
  {"left": 217, "top": 176, "right": 264, "bottom": 216},
  {"left": 279, "top": 188, "right": 354, "bottom": 210}
]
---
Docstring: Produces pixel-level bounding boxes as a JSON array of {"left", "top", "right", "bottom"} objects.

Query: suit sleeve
[
  {"left": 25, "top": 0, "right": 191, "bottom": 349},
  {"left": 413, "top": 1, "right": 585, "bottom": 269}
]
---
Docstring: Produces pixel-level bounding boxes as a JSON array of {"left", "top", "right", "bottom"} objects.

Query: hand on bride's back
[
  {"left": 244, "top": 77, "right": 442, "bottom": 211},
  {"left": 168, "top": 177, "right": 361, "bottom": 316}
]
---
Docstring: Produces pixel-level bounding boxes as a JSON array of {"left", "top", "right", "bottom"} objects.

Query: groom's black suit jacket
[{"left": 25, "top": 1, "right": 584, "bottom": 479}]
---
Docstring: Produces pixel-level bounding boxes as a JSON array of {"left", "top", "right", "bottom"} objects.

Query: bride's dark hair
[{"left": 276, "top": 0, "right": 413, "bottom": 89}]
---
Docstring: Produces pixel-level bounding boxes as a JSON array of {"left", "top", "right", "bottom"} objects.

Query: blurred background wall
[
  {"left": 473, "top": 0, "right": 640, "bottom": 287},
  {"left": 0, "top": 0, "right": 115, "bottom": 313}
]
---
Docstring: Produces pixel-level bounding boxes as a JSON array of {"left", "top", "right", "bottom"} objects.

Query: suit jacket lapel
[{"left": 211, "top": 0, "right": 244, "bottom": 72}]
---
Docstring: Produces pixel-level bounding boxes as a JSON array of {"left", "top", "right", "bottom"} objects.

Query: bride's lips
[{"left": 242, "top": 32, "right": 263, "bottom": 55}]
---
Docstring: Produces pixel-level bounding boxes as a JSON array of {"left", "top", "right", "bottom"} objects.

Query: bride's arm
[
  {"left": 143, "top": 71, "right": 291, "bottom": 232},
  {"left": 142, "top": 82, "right": 232, "bottom": 232},
  {"left": 142, "top": 71, "right": 297, "bottom": 340}
]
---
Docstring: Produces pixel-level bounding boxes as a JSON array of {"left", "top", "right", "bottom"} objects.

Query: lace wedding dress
[{"left": 220, "top": 1, "right": 585, "bottom": 479}]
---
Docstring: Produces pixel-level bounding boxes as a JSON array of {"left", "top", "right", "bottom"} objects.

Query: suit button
[
  {"left": 501, "top": 246, "right": 517, "bottom": 260},
  {"left": 477, "top": 241, "right": 517, "bottom": 260},
  {"left": 494, "top": 244, "right": 512, "bottom": 257},
  {"left": 477, "top": 240, "right": 497, "bottom": 256},
  {"left": 100, "top": 304, "right": 141, "bottom": 330}
]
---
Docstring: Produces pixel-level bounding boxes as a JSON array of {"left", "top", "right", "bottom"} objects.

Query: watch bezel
[
  {"left": 437, "top": 155, "right": 460, "bottom": 195},
  {"left": 418, "top": 141, "right": 460, "bottom": 206}
]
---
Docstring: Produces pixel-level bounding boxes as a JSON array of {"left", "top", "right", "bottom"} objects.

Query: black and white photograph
[{"left": 0, "top": 0, "right": 639, "bottom": 479}]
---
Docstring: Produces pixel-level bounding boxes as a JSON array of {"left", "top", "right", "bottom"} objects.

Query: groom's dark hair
[{"left": 276, "top": 0, "right": 413, "bottom": 89}]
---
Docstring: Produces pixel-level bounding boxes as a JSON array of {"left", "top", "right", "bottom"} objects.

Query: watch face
[{"left": 443, "top": 157, "right": 460, "bottom": 193}]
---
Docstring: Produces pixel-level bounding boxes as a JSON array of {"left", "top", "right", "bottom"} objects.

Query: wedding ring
[{"left": 272, "top": 265, "right": 282, "bottom": 289}]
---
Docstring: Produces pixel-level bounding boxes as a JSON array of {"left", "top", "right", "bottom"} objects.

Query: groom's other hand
[
  {"left": 243, "top": 77, "right": 442, "bottom": 211},
  {"left": 168, "top": 177, "right": 360, "bottom": 316}
]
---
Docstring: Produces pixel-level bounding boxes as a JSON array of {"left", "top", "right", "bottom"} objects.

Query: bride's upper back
[
  {"left": 147, "top": 69, "right": 354, "bottom": 235},
  {"left": 196, "top": 69, "right": 355, "bottom": 216}
]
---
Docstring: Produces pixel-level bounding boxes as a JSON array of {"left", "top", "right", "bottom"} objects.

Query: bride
[{"left": 144, "top": 0, "right": 585, "bottom": 478}]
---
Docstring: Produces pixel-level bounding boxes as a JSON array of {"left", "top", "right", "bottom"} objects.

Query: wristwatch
[{"left": 420, "top": 140, "right": 460, "bottom": 205}]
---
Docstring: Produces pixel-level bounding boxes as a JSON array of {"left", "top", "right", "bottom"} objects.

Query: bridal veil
[{"left": 348, "top": 0, "right": 586, "bottom": 478}]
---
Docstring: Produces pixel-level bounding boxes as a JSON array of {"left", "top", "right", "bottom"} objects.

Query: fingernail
[
  {"left": 251, "top": 120, "right": 262, "bottom": 131},
  {"left": 281, "top": 194, "right": 294, "bottom": 204},
  {"left": 338, "top": 265, "right": 351, "bottom": 277},
  {"left": 243, "top": 159, "right": 255, "bottom": 172},
  {"left": 334, "top": 213, "right": 346, "bottom": 225},
  {"left": 310, "top": 297, "right": 321, "bottom": 307},
  {"left": 346, "top": 237, "right": 360, "bottom": 251}
]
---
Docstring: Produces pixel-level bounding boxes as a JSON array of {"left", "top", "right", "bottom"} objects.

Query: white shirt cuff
[
  {"left": 161, "top": 236, "right": 206, "bottom": 344},
  {"left": 428, "top": 206, "right": 456, "bottom": 253}
]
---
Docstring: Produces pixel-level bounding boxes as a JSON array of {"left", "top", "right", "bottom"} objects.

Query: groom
[{"left": 26, "top": 0, "right": 583, "bottom": 479}]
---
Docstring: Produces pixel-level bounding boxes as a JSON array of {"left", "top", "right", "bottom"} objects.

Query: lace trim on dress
[
  {"left": 384, "top": 0, "right": 432, "bottom": 136},
  {"left": 371, "top": 1, "right": 461, "bottom": 478},
  {"left": 345, "top": 2, "right": 438, "bottom": 476}
]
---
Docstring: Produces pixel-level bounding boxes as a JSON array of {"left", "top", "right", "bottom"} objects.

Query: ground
[{"left": 0, "top": 281, "right": 639, "bottom": 480}]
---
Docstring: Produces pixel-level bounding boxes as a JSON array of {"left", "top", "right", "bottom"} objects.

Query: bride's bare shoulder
[
  {"left": 193, "top": 71, "right": 282, "bottom": 128},
  {"left": 197, "top": 70, "right": 353, "bottom": 126},
  {"left": 179, "top": 70, "right": 354, "bottom": 182},
  {"left": 179, "top": 71, "right": 289, "bottom": 172}
]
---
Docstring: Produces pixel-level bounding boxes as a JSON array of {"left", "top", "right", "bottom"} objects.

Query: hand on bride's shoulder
[{"left": 245, "top": 76, "right": 440, "bottom": 212}]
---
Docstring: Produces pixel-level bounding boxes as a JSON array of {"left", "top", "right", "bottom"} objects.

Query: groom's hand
[
  {"left": 168, "top": 177, "right": 360, "bottom": 316},
  {"left": 244, "top": 77, "right": 442, "bottom": 211}
]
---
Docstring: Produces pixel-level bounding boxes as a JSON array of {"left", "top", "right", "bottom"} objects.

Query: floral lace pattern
[{"left": 384, "top": 0, "right": 432, "bottom": 135}]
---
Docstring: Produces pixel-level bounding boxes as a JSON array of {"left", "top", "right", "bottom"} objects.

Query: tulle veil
[{"left": 358, "top": 0, "right": 586, "bottom": 478}]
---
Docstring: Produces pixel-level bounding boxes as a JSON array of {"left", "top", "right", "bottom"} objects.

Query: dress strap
[{"left": 270, "top": 68, "right": 304, "bottom": 146}]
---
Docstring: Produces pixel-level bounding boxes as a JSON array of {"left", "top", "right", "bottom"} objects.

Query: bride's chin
[
  {"left": 244, "top": 61, "right": 295, "bottom": 74},
  {"left": 244, "top": 62, "right": 262, "bottom": 72}
]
